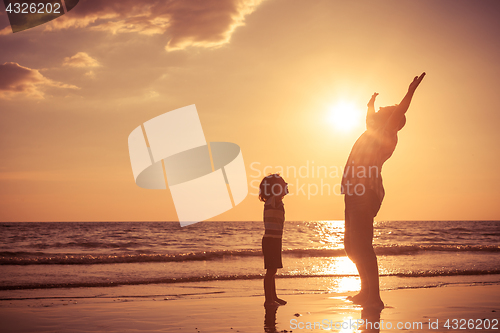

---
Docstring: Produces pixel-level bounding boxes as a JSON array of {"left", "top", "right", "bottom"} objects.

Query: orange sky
[{"left": 1, "top": 0, "right": 499, "bottom": 222}]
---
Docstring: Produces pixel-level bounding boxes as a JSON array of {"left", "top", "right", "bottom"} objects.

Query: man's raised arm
[
  {"left": 366, "top": 92, "right": 378, "bottom": 128},
  {"left": 388, "top": 72, "right": 426, "bottom": 129}
]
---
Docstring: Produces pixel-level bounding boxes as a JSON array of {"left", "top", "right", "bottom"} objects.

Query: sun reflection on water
[
  {"left": 308, "top": 220, "right": 345, "bottom": 248},
  {"left": 337, "top": 276, "right": 361, "bottom": 293},
  {"left": 284, "top": 221, "right": 364, "bottom": 294},
  {"left": 317, "top": 256, "right": 357, "bottom": 275}
]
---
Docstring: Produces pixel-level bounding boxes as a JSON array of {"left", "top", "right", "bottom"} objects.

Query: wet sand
[{"left": 0, "top": 284, "right": 499, "bottom": 332}]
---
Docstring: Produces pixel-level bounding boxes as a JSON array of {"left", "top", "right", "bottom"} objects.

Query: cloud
[
  {"left": 42, "top": 0, "right": 265, "bottom": 51},
  {"left": 0, "top": 26, "right": 11, "bottom": 35},
  {"left": 0, "top": 62, "right": 79, "bottom": 99},
  {"left": 63, "top": 52, "right": 101, "bottom": 68},
  {"left": 84, "top": 70, "right": 96, "bottom": 78}
]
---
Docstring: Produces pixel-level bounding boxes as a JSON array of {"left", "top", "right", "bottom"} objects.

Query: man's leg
[
  {"left": 345, "top": 205, "right": 370, "bottom": 303},
  {"left": 352, "top": 198, "right": 383, "bottom": 309},
  {"left": 346, "top": 192, "right": 383, "bottom": 309}
]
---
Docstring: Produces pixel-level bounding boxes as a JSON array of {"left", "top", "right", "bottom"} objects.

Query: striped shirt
[
  {"left": 263, "top": 196, "right": 285, "bottom": 239},
  {"left": 341, "top": 126, "right": 398, "bottom": 203}
]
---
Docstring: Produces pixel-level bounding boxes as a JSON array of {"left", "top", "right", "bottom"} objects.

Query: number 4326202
[
  {"left": 5, "top": 2, "right": 62, "bottom": 14},
  {"left": 443, "top": 318, "right": 498, "bottom": 330}
]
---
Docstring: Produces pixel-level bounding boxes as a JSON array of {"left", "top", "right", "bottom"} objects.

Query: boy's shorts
[{"left": 262, "top": 237, "right": 283, "bottom": 269}]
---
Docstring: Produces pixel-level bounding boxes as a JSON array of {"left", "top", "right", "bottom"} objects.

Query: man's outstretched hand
[
  {"left": 409, "top": 72, "right": 426, "bottom": 92},
  {"left": 367, "top": 92, "right": 379, "bottom": 108}
]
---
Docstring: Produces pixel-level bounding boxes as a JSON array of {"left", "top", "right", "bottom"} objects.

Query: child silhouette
[{"left": 259, "top": 173, "right": 289, "bottom": 307}]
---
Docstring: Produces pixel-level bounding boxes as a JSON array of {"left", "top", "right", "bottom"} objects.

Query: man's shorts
[{"left": 344, "top": 189, "right": 381, "bottom": 256}]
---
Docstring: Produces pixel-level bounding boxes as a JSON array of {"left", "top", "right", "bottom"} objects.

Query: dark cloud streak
[
  {"left": 0, "top": 62, "right": 78, "bottom": 99},
  {"left": 42, "top": 0, "right": 264, "bottom": 51}
]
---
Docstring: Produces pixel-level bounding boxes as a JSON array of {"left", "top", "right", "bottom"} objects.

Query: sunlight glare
[
  {"left": 320, "top": 257, "right": 358, "bottom": 276},
  {"left": 328, "top": 101, "right": 362, "bottom": 132},
  {"left": 338, "top": 276, "right": 361, "bottom": 293}
]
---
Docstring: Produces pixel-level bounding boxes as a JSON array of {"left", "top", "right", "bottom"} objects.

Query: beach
[
  {"left": 1, "top": 221, "right": 499, "bottom": 332},
  {"left": 2, "top": 0, "right": 500, "bottom": 331},
  {"left": 1, "top": 283, "right": 499, "bottom": 332}
]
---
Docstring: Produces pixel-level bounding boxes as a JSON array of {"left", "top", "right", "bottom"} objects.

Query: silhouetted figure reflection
[
  {"left": 342, "top": 73, "right": 426, "bottom": 311},
  {"left": 359, "top": 307, "right": 383, "bottom": 333},
  {"left": 264, "top": 303, "right": 279, "bottom": 333}
]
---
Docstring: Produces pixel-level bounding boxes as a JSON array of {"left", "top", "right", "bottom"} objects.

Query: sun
[{"left": 327, "top": 101, "right": 362, "bottom": 132}]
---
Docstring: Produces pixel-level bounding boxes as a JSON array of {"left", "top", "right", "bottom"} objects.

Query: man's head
[{"left": 367, "top": 105, "right": 406, "bottom": 131}]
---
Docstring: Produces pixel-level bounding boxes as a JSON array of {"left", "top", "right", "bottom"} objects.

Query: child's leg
[
  {"left": 264, "top": 268, "right": 278, "bottom": 305},
  {"left": 273, "top": 282, "right": 287, "bottom": 305}
]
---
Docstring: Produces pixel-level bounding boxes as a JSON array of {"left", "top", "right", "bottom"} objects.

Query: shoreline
[{"left": 1, "top": 283, "right": 499, "bottom": 332}]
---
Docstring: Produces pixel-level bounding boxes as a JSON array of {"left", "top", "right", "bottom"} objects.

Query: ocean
[{"left": 0, "top": 221, "right": 499, "bottom": 300}]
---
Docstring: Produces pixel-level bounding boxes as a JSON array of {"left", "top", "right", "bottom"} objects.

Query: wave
[
  {"left": 1, "top": 269, "right": 500, "bottom": 291},
  {"left": 0, "top": 245, "right": 498, "bottom": 265},
  {"left": 0, "top": 249, "right": 263, "bottom": 265}
]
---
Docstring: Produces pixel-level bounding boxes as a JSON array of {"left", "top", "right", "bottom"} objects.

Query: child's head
[{"left": 259, "top": 173, "right": 288, "bottom": 202}]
